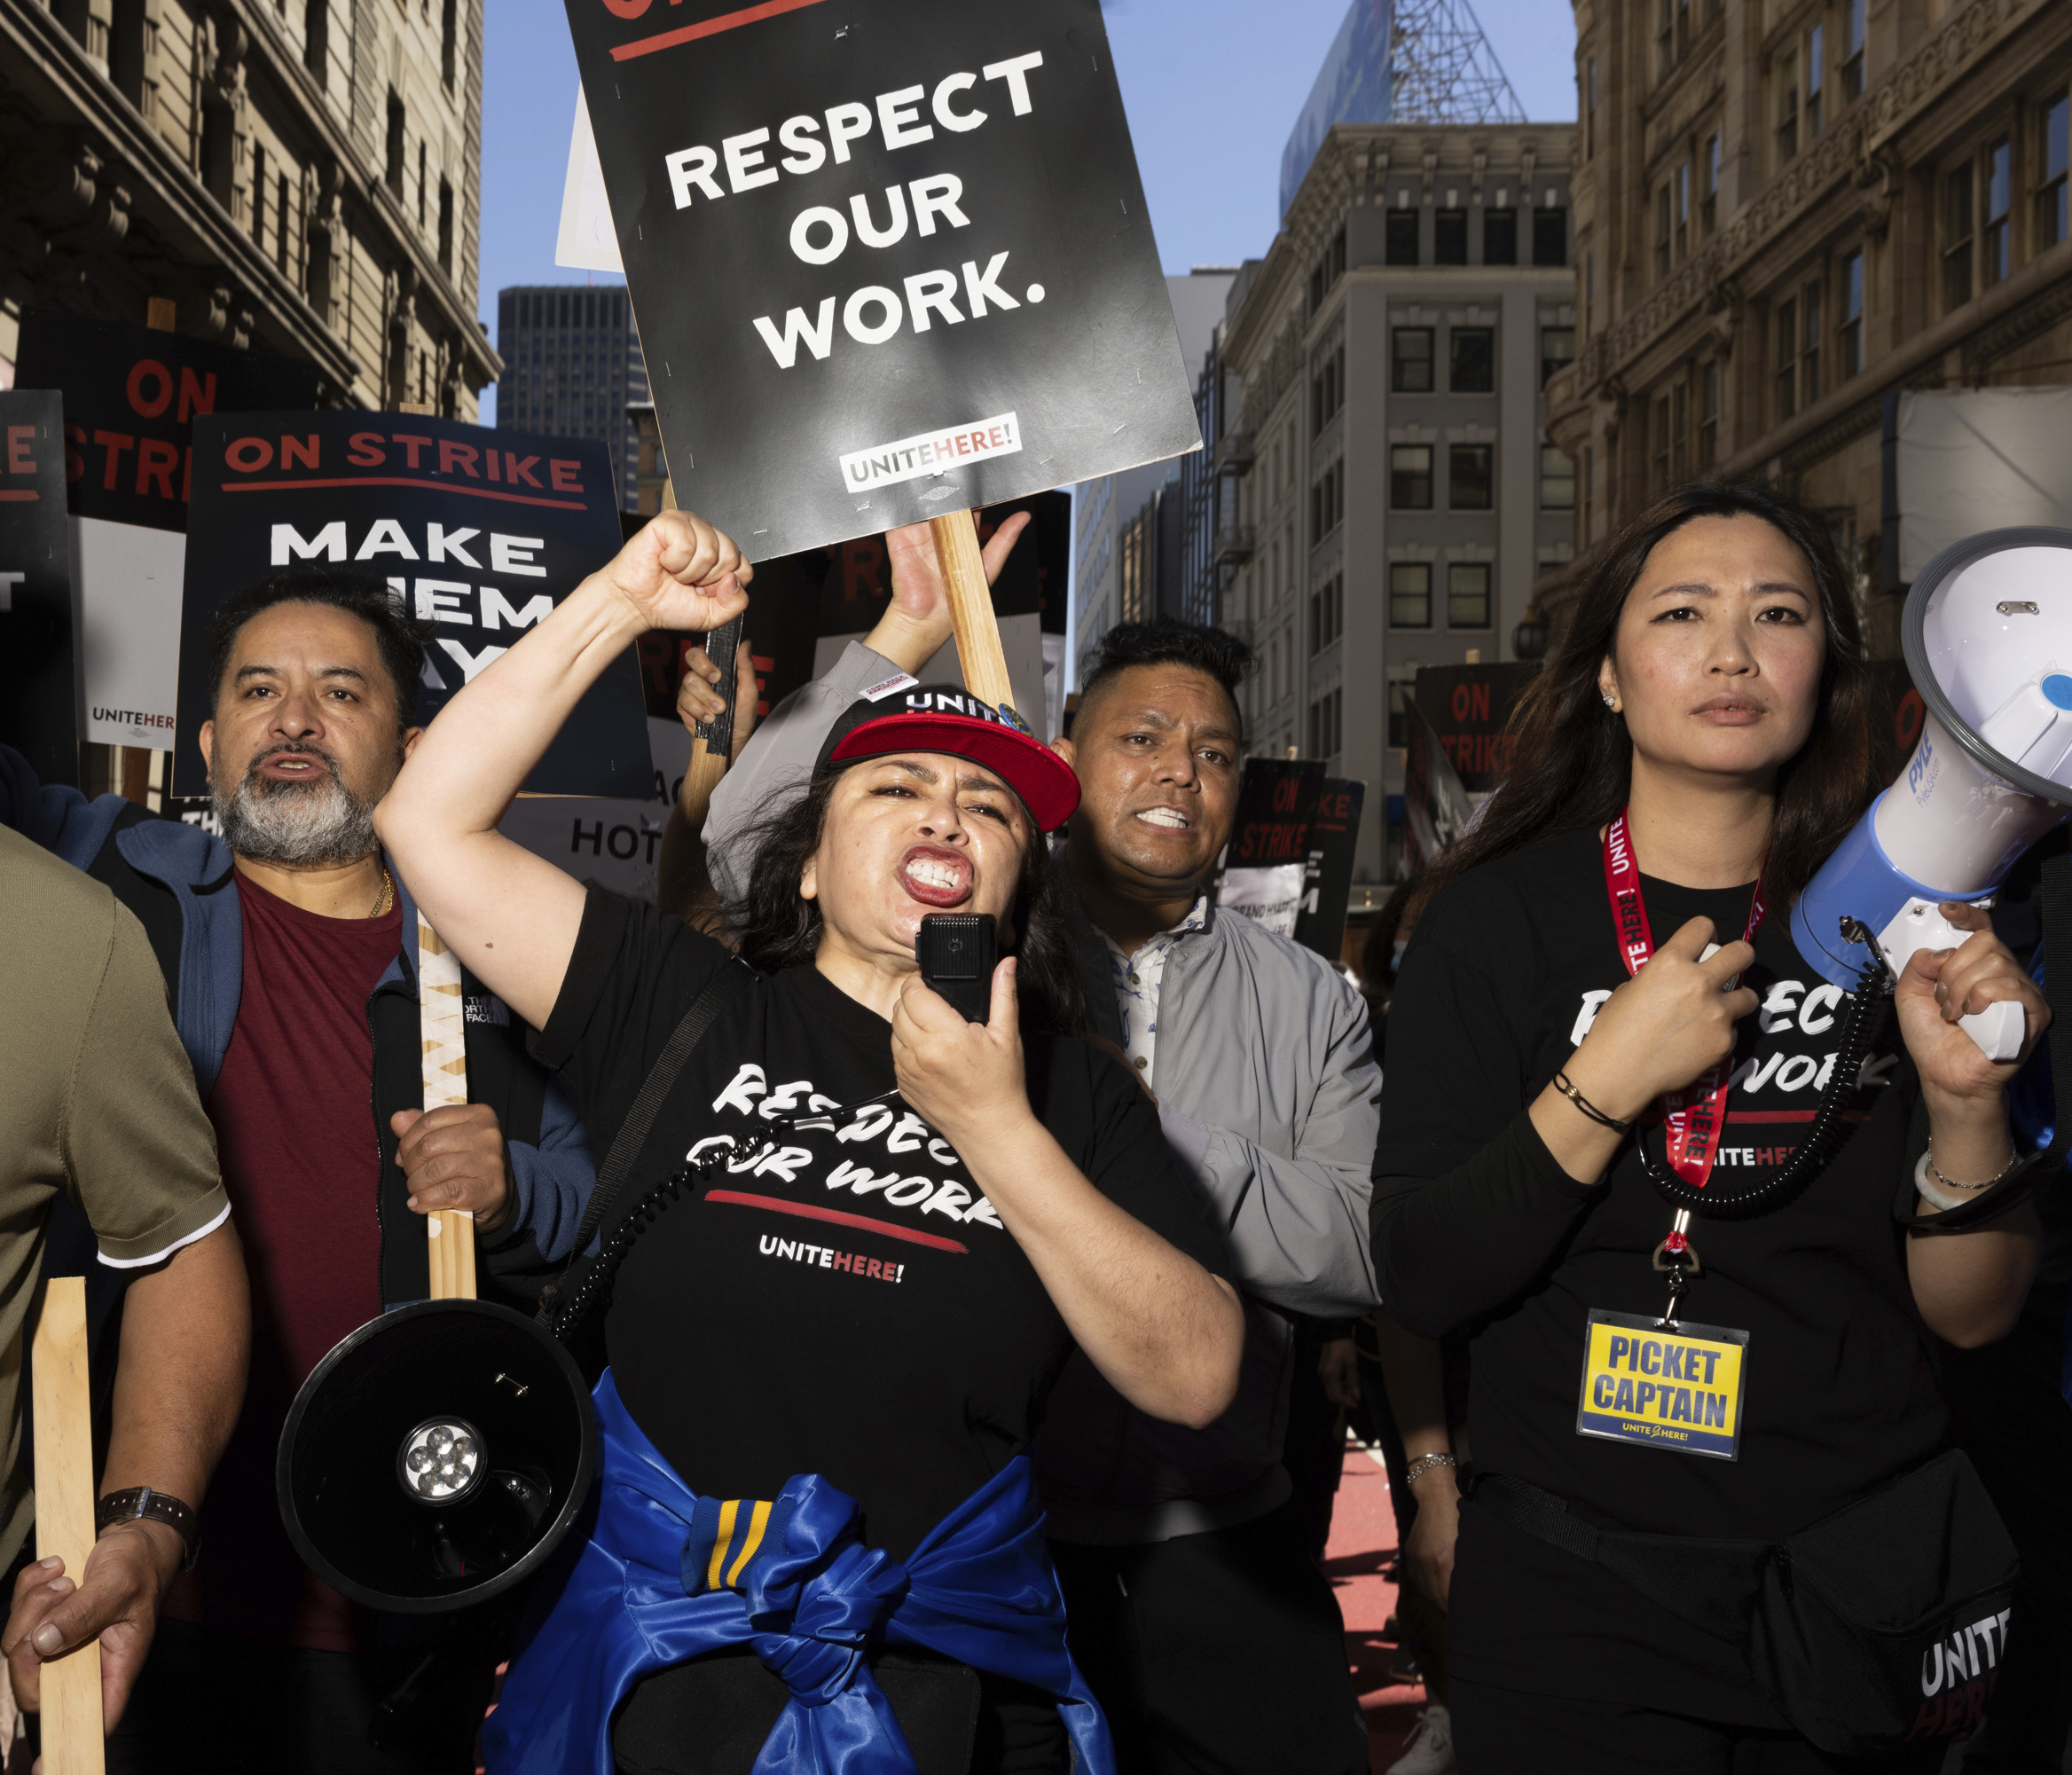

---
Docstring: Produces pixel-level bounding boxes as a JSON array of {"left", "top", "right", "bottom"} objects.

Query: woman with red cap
[{"left": 376, "top": 507, "right": 1244, "bottom": 1775}]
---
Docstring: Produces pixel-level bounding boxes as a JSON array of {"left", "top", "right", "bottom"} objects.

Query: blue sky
[{"left": 475, "top": 0, "right": 1578, "bottom": 420}]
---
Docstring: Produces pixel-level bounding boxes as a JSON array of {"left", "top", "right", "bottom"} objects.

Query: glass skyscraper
[{"left": 494, "top": 285, "right": 651, "bottom": 512}]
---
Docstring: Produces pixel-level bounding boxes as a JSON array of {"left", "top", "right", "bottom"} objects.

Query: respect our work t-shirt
[
  {"left": 1372, "top": 827, "right": 1940, "bottom": 1725},
  {"left": 533, "top": 889, "right": 1232, "bottom": 1565}
]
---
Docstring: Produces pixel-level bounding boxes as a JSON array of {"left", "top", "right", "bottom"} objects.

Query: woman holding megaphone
[
  {"left": 373, "top": 508, "right": 1243, "bottom": 1774},
  {"left": 1373, "top": 483, "right": 2046, "bottom": 1772}
]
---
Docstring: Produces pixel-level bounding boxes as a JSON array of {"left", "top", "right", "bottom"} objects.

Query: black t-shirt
[
  {"left": 534, "top": 889, "right": 1229, "bottom": 1565},
  {"left": 1373, "top": 829, "right": 1942, "bottom": 1723}
]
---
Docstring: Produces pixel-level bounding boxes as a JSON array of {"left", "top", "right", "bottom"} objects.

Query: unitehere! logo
[{"left": 838, "top": 412, "right": 1021, "bottom": 493}]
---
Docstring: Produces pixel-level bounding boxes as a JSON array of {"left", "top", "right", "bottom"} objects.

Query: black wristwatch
[{"left": 96, "top": 1488, "right": 200, "bottom": 1572}]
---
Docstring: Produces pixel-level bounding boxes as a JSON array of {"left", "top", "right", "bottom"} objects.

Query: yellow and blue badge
[{"left": 1576, "top": 1308, "right": 1748, "bottom": 1462}]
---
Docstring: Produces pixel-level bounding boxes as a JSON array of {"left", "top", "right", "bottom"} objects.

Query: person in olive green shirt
[{"left": 0, "top": 823, "right": 249, "bottom": 1743}]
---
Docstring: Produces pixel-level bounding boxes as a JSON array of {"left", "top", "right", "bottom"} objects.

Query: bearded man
[{"left": 18, "top": 569, "right": 596, "bottom": 1774}]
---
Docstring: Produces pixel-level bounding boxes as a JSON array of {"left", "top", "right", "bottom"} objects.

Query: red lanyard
[{"left": 1600, "top": 812, "right": 1765, "bottom": 1190}]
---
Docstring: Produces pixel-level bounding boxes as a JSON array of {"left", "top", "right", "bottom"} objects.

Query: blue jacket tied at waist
[{"left": 483, "top": 1372, "right": 1114, "bottom": 1775}]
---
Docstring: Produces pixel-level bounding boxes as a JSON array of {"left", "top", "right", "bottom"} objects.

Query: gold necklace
[{"left": 368, "top": 869, "right": 395, "bottom": 918}]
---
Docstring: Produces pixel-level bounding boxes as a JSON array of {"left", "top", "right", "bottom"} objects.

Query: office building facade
[
  {"left": 1, "top": 0, "right": 498, "bottom": 412},
  {"left": 1219, "top": 122, "right": 1578, "bottom": 882},
  {"left": 1071, "top": 269, "right": 1236, "bottom": 659},
  {"left": 1543, "top": 0, "right": 2072, "bottom": 650},
  {"left": 495, "top": 284, "right": 651, "bottom": 512}
]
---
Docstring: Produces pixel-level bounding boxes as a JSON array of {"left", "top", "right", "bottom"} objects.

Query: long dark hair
[
  {"left": 1418, "top": 482, "right": 1880, "bottom": 911},
  {"left": 726, "top": 772, "right": 1087, "bottom": 1036}
]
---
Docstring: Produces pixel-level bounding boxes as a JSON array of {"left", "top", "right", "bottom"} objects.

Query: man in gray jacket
[{"left": 699, "top": 523, "right": 1379, "bottom": 1774}]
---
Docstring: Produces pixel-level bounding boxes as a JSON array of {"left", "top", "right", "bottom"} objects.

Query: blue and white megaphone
[{"left": 1793, "top": 528, "right": 2072, "bottom": 1058}]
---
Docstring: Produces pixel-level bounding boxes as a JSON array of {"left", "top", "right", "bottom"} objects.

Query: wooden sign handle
[
  {"left": 928, "top": 510, "right": 1026, "bottom": 726},
  {"left": 416, "top": 915, "right": 476, "bottom": 1301},
  {"left": 31, "top": 1277, "right": 104, "bottom": 1775}
]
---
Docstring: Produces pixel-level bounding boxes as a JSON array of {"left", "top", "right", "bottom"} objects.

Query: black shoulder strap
[
  {"left": 1905, "top": 853, "right": 2072, "bottom": 1231},
  {"left": 1470, "top": 1472, "right": 1766, "bottom": 1645},
  {"left": 538, "top": 960, "right": 752, "bottom": 1320}
]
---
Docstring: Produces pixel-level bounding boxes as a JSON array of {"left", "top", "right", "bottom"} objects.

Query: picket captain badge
[{"left": 1576, "top": 1309, "right": 1749, "bottom": 1462}]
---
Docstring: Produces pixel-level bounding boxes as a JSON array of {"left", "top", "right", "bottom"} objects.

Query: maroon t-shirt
[{"left": 164, "top": 870, "right": 402, "bottom": 1652}]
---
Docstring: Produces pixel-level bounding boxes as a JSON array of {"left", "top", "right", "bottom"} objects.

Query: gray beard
[{"left": 213, "top": 750, "right": 380, "bottom": 868}]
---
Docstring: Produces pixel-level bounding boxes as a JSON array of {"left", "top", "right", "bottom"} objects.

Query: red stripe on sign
[
  {"left": 0, "top": 490, "right": 39, "bottom": 501},
  {"left": 611, "top": 0, "right": 828, "bottom": 61},
  {"left": 220, "top": 475, "right": 588, "bottom": 510},
  {"left": 705, "top": 1190, "right": 968, "bottom": 1253}
]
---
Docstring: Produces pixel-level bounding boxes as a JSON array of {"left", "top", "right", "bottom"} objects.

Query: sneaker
[{"left": 1386, "top": 1704, "right": 1456, "bottom": 1775}]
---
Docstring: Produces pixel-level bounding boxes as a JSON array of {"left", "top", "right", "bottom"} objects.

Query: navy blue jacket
[{"left": 26, "top": 775, "right": 596, "bottom": 1302}]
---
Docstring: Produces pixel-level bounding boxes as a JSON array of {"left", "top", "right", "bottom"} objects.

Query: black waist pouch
[{"left": 1472, "top": 1450, "right": 2018, "bottom": 1756}]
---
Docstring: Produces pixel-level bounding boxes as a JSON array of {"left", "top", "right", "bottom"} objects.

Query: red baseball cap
[{"left": 815, "top": 679, "right": 1080, "bottom": 832}]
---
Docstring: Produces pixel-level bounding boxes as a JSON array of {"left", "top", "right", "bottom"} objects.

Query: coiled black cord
[
  {"left": 1638, "top": 962, "right": 1890, "bottom": 1221},
  {"left": 547, "top": 1143, "right": 743, "bottom": 1344}
]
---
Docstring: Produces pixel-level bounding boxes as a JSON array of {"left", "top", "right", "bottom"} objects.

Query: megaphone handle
[
  {"left": 417, "top": 913, "right": 477, "bottom": 1300},
  {"left": 31, "top": 1277, "right": 104, "bottom": 1773},
  {"left": 1960, "top": 1000, "right": 2027, "bottom": 1064}
]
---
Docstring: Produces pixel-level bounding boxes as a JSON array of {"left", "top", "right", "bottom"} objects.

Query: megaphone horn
[
  {"left": 1793, "top": 527, "right": 2072, "bottom": 1058},
  {"left": 276, "top": 1298, "right": 596, "bottom": 1614}
]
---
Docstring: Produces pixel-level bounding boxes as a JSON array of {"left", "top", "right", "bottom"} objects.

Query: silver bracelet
[
  {"left": 1403, "top": 1452, "right": 1458, "bottom": 1488},
  {"left": 1914, "top": 1147, "right": 2022, "bottom": 1213}
]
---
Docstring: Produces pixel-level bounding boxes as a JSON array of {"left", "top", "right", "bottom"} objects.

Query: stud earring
[{"left": 1601, "top": 689, "right": 1619, "bottom": 711}]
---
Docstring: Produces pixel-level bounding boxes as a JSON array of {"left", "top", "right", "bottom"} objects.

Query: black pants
[
  {"left": 106, "top": 1617, "right": 487, "bottom": 1775},
  {"left": 1049, "top": 1505, "right": 1368, "bottom": 1775},
  {"left": 1451, "top": 1677, "right": 1950, "bottom": 1775}
]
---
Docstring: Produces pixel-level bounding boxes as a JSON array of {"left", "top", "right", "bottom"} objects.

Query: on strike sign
[
  {"left": 564, "top": 0, "right": 1203, "bottom": 559},
  {"left": 172, "top": 412, "right": 647, "bottom": 798}
]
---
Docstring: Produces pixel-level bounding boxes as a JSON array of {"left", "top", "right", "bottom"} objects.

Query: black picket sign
[
  {"left": 172, "top": 412, "right": 647, "bottom": 798},
  {"left": 564, "top": 0, "right": 1203, "bottom": 559},
  {"left": 14, "top": 310, "right": 324, "bottom": 531},
  {"left": 0, "top": 391, "right": 78, "bottom": 785}
]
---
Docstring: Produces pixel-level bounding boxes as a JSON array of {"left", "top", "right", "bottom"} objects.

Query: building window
[
  {"left": 1392, "top": 327, "right": 1434, "bottom": 393},
  {"left": 1838, "top": 248, "right": 1864, "bottom": 379},
  {"left": 441, "top": 0, "right": 458, "bottom": 85},
  {"left": 1484, "top": 205, "right": 1518, "bottom": 264},
  {"left": 1702, "top": 131, "right": 1721, "bottom": 233},
  {"left": 1775, "top": 49, "right": 1799, "bottom": 165},
  {"left": 2041, "top": 97, "right": 2070, "bottom": 250},
  {"left": 1434, "top": 208, "right": 1469, "bottom": 264},
  {"left": 1538, "top": 326, "right": 1574, "bottom": 391},
  {"left": 1672, "top": 380, "right": 1690, "bottom": 481},
  {"left": 416, "top": 139, "right": 428, "bottom": 229},
  {"left": 1582, "top": 442, "right": 1595, "bottom": 539},
  {"left": 1805, "top": 22, "right": 1824, "bottom": 138},
  {"left": 278, "top": 171, "right": 292, "bottom": 273},
  {"left": 1534, "top": 203, "right": 1568, "bottom": 266},
  {"left": 1308, "top": 224, "right": 1348, "bottom": 315},
  {"left": 437, "top": 177, "right": 453, "bottom": 274},
  {"left": 1448, "top": 562, "right": 1492, "bottom": 630},
  {"left": 1390, "top": 563, "right": 1432, "bottom": 628},
  {"left": 1391, "top": 446, "right": 1434, "bottom": 510},
  {"left": 1310, "top": 573, "right": 1344, "bottom": 653},
  {"left": 1307, "top": 689, "right": 1343, "bottom": 761},
  {"left": 1774, "top": 298, "right": 1796, "bottom": 420},
  {"left": 1586, "top": 54, "right": 1598, "bottom": 160},
  {"left": 1449, "top": 444, "right": 1494, "bottom": 509},
  {"left": 1652, "top": 392, "right": 1673, "bottom": 491},
  {"left": 252, "top": 141, "right": 267, "bottom": 250},
  {"left": 1386, "top": 208, "right": 1420, "bottom": 266},
  {"left": 1841, "top": 0, "right": 1864, "bottom": 99},
  {"left": 1801, "top": 279, "right": 1822, "bottom": 404},
  {"left": 1311, "top": 345, "right": 1345, "bottom": 436},
  {"left": 1943, "top": 162, "right": 1974, "bottom": 310},
  {"left": 1698, "top": 361, "right": 1719, "bottom": 467},
  {"left": 1984, "top": 137, "right": 2011, "bottom": 286},
  {"left": 1654, "top": 183, "right": 1673, "bottom": 282},
  {"left": 1309, "top": 463, "right": 1344, "bottom": 543},
  {"left": 1541, "top": 445, "right": 1575, "bottom": 509},
  {"left": 386, "top": 91, "right": 405, "bottom": 198},
  {"left": 1450, "top": 327, "right": 1494, "bottom": 393}
]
